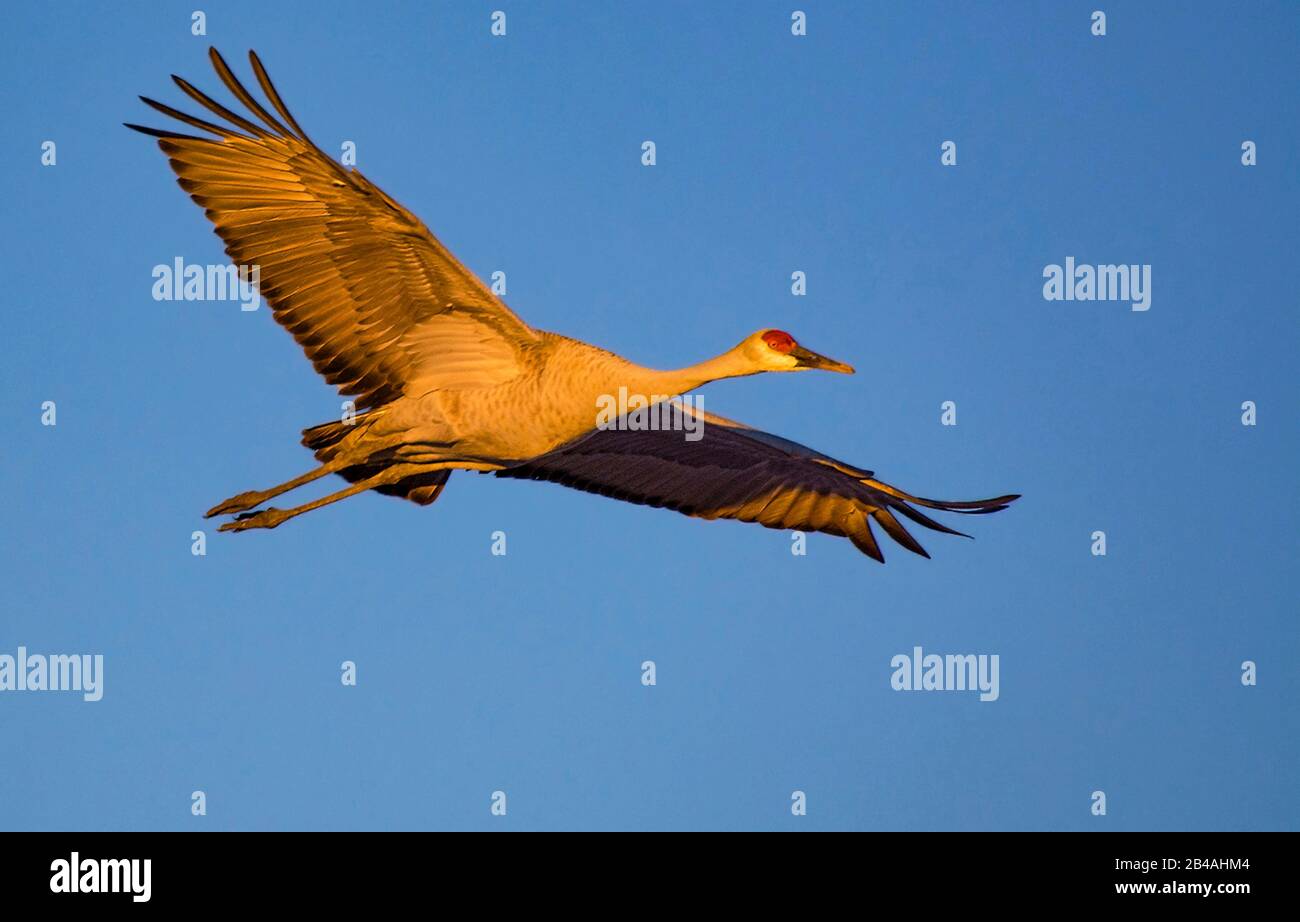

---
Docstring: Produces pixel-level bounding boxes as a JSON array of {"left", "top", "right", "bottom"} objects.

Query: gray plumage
[{"left": 128, "top": 49, "right": 1018, "bottom": 562}]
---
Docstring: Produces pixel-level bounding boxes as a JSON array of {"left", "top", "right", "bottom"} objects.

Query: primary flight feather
[{"left": 128, "top": 48, "right": 1018, "bottom": 562}]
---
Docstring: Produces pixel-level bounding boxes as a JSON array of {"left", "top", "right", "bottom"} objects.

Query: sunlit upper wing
[
  {"left": 127, "top": 47, "right": 538, "bottom": 408},
  {"left": 497, "top": 406, "right": 1017, "bottom": 562}
]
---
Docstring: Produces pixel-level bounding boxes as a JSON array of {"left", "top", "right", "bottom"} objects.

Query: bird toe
[
  {"left": 219, "top": 508, "right": 286, "bottom": 532},
  {"left": 205, "top": 491, "right": 266, "bottom": 518}
]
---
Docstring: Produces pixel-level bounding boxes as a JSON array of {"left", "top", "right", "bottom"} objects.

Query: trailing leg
[
  {"left": 205, "top": 460, "right": 346, "bottom": 517},
  {"left": 216, "top": 458, "right": 507, "bottom": 532},
  {"left": 218, "top": 465, "right": 418, "bottom": 532}
]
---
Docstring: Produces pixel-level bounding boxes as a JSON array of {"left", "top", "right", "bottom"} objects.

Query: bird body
[
  {"left": 359, "top": 331, "right": 836, "bottom": 464},
  {"left": 129, "top": 49, "right": 1019, "bottom": 561}
]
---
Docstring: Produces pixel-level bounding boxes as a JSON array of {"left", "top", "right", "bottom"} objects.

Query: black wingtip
[
  {"left": 915, "top": 493, "right": 1022, "bottom": 514},
  {"left": 207, "top": 47, "right": 236, "bottom": 83},
  {"left": 123, "top": 122, "right": 167, "bottom": 137}
]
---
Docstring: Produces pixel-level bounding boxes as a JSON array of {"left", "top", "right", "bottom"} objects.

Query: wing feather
[
  {"left": 128, "top": 48, "right": 539, "bottom": 408},
  {"left": 497, "top": 407, "right": 1019, "bottom": 563}
]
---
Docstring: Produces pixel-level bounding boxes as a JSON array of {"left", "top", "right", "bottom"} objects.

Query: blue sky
[{"left": 1, "top": 1, "right": 1296, "bottom": 830}]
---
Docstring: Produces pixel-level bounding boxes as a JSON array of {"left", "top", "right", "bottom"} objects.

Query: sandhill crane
[{"left": 127, "top": 49, "right": 1018, "bottom": 562}]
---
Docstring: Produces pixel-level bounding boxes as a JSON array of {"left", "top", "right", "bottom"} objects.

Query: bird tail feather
[{"left": 300, "top": 413, "right": 382, "bottom": 459}]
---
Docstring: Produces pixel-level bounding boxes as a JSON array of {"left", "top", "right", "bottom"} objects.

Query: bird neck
[{"left": 639, "top": 348, "right": 756, "bottom": 395}]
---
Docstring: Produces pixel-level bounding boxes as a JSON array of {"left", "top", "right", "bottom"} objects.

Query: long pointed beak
[{"left": 791, "top": 345, "right": 855, "bottom": 374}]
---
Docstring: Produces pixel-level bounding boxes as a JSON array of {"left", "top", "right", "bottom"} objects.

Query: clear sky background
[{"left": 1, "top": 1, "right": 1296, "bottom": 831}]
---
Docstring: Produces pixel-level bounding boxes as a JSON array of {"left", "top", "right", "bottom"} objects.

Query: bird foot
[
  {"left": 206, "top": 491, "right": 268, "bottom": 518},
  {"left": 219, "top": 508, "right": 289, "bottom": 532}
]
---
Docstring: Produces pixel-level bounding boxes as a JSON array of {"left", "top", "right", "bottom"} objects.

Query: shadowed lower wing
[
  {"left": 127, "top": 48, "right": 538, "bottom": 408},
  {"left": 496, "top": 407, "right": 1018, "bottom": 563}
]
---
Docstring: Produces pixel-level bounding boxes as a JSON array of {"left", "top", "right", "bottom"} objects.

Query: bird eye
[{"left": 762, "top": 330, "right": 796, "bottom": 353}]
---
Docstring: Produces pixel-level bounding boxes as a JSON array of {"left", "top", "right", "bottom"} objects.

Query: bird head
[{"left": 739, "top": 329, "right": 856, "bottom": 374}]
